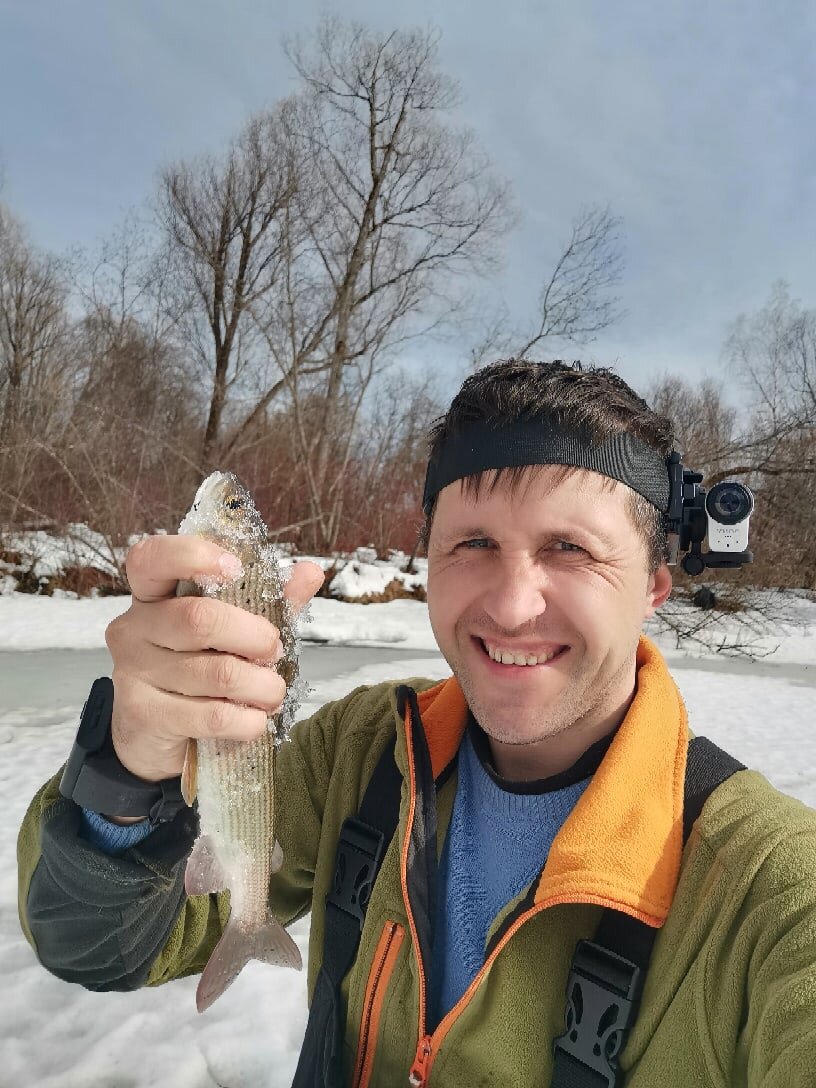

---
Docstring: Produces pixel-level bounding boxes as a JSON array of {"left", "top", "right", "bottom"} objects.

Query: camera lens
[{"left": 705, "top": 482, "right": 754, "bottom": 525}]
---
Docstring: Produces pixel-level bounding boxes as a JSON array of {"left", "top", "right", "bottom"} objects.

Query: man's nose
[{"left": 480, "top": 553, "right": 548, "bottom": 631}]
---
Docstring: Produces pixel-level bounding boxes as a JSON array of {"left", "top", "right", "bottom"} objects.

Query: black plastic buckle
[
  {"left": 552, "top": 939, "right": 643, "bottom": 1088},
  {"left": 325, "top": 817, "right": 385, "bottom": 929},
  {"left": 147, "top": 776, "right": 187, "bottom": 826}
]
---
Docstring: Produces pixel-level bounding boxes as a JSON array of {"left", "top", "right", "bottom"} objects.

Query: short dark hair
[{"left": 420, "top": 359, "right": 675, "bottom": 573}]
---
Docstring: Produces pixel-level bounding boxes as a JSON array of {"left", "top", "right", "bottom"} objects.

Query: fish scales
[{"left": 176, "top": 471, "right": 303, "bottom": 1012}]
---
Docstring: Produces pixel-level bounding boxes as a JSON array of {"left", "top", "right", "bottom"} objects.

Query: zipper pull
[{"left": 408, "top": 1035, "right": 432, "bottom": 1086}]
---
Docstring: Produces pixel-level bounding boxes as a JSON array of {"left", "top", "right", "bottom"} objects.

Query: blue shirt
[{"left": 427, "top": 722, "right": 612, "bottom": 1030}]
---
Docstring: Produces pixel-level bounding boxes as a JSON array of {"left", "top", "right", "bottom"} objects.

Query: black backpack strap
[
  {"left": 551, "top": 736, "right": 745, "bottom": 1087},
  {"left": 291, "top": 731, "right": 401, "bottom": 1088},
  {"left": 682, "top": 736, "right": 745, "bottom": 843}
]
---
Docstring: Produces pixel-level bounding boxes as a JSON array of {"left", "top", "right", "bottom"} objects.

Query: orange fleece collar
[{"left": 414, "top": 636, "right": 689, "bottom": 926}]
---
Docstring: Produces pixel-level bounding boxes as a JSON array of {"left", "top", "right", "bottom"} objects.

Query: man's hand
[{"left": 104, "top": 535, "right": 324, "bottom": 784}]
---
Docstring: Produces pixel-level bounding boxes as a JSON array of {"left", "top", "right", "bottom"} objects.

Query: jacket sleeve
[
  {"left": 16, "top": 768, "right": 212, "bottom": 991},
  {"left": 736, "top": 820, "right": 816, "bottom": 1087},
  {"left": 16, "top": 689, "right": 360, "bottom": 992}
]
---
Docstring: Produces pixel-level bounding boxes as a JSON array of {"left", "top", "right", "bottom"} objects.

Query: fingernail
[
  {"left": 218, "top": 553, "right": 243, "bottom": 578},
  {"left": 253, "top": 642, "right": 283, "bottom": 667}
]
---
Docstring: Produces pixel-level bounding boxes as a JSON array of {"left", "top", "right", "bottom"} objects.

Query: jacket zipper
[
  {"left": 400, "top": 693, "right": 435, "bottom": 1085},
  {"left": 408, "top": 1035, "right": 433, "bottom": 1086},
  {"left": 397, "top": 683, "right": 669, "bottom": 1085},
  {"left": 352, "top": 921, "right": 406, "bottom": 1088}
]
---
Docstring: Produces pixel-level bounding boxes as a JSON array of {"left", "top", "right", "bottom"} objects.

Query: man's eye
[
  {"left": 555, "top": 541, "right": 584, "bottom": 553},
  {"left": 459, "top": 538, "right": 490, "bottom": 549}
]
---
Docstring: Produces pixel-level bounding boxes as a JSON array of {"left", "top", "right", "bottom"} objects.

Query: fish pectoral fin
[
  {"left": 196, "top": 913, "right": 302, "bottom": 1013},
  {"left": 271, "top": 838, "right": 284, "bottom": 873},
  {"left": 185, "top": 835, "right": 226, "bottom": 896},
  {"left": 181, "top": 739, "right": 198, "bottom": 806}
]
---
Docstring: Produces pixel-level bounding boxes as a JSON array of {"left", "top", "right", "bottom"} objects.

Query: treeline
[{"left": 0, "top": 20, "right": 813, "bottom": 589}]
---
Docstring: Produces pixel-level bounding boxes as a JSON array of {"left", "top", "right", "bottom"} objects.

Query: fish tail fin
[{"left": 196, "top": 913, "right": 302, "bottom": 1013}]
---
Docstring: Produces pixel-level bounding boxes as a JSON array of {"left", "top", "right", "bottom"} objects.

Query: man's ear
[{"left": 645, "top": 563, "right": 672, "bottom": 619}]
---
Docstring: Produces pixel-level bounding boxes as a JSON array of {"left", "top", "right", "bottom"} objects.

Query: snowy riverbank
[{"left": 1, "top": 587, "right": 814, "bottom": 1086}]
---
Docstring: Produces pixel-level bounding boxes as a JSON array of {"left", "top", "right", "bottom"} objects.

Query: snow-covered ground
[{"left": 1, "top": 589, "right": 814, "bottom": 1086}]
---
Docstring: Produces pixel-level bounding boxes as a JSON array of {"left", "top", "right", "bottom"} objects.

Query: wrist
[{"left": 60, "top": 678, "right": 189, "bottom": 827}]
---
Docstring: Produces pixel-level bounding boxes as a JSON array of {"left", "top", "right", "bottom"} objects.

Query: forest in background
[{"left": 1, "top": 20, "right": 814, "bottom": 594}]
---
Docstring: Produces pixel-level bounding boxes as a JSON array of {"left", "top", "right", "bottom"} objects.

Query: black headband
[{"left": 422, "top": 417, "right": 672, "bottom": 515}]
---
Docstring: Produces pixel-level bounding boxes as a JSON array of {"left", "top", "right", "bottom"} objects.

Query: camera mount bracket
[{"left": 663, "top": 452, "right": 753, "bottom": 575}]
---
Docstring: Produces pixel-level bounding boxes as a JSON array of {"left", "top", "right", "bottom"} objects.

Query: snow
[
  {"left": 0, "top": 592, "right": 438, "bottom": 653},
  {"left": 1, "top": 524, "right": 130, "bottom": 579},
  {"left": 327, "top": 557, "right": 426, "bottom": 600},
  {"left": 0, "top": 592, "right": 814, "bottom": 1085}
]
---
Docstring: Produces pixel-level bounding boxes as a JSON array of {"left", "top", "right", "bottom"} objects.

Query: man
[{"left": 18, "top": 361, "right": 816, "bottom": 1086}]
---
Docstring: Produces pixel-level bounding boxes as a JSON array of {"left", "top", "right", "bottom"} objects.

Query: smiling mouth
[{"left": 477, "top": 637, "right": 568, "bottom": 667}]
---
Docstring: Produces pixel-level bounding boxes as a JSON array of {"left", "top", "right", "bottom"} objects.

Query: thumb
[{"left": 283, "top": 560, "right": 325, "bottom": 615}]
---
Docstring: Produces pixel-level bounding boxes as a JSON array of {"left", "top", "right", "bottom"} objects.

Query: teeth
[{"left": 484, "top": 642, "right": 560, "bottom": 666}]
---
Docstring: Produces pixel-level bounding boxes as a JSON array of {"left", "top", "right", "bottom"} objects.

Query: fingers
[
  {"left": 109, "top": 596, "right": 283, "bottom": 659},
  {"left": 128, "top": 641, "right": 287, "bottom": 713},
  {"left": 105, "top": 535, "right": 326, "bottom": 783},
  {"left": 284, "top": 560, "right": 325, "bottom": 614},
  {"left": 126, "top": 537, "right": 324, "bottom": 612},
  {"left": 126, "top": 535, "right": 244, "bottom": 604},
  {"left": 112, "top": 675, "right": 274, "bottom": 781}
]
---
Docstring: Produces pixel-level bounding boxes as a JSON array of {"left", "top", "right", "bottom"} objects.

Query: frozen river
[
  {"left": 0, "top": 642, "right": 447, "bottom": 722},
  {"left": 1, "top": 640, "right": 812, "bottom": 724}
]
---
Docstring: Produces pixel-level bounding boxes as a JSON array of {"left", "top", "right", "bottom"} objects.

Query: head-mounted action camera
[{"left": 664, "top": 452, "right": 754, "bottom": 576}]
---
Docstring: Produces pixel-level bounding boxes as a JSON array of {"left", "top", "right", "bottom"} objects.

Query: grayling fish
[{"left": 177, "top": 471, "right": 303, "bottom": 1012}]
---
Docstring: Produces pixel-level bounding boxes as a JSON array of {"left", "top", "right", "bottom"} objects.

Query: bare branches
[
  {"left": 158, "top": 109, "right": 297, "bottom": 471},
  {"left": 648, "top": 584, "right": 792, "bottom": 659},
  {"left": 646, "top": 375, "right": 737, "bottom": 477},
  {"left": 725, "top": 281, "right": 816, "bottom": 431},
  {"left": 0, "top": 206, "right": 69, "bottom": 437},
  {"left": 514, "top": 206, "right": 624, "bottom": 358},
  {"left": 647, "top": 284, "right": 816, "bottom": 592},
  {"left": 239, "top": 21, "right": 511, "bottom": 550}
]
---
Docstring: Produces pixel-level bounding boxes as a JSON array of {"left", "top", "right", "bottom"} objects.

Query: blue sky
[{"left": 1, "top": 0, "right": 814, "bottom": 404}]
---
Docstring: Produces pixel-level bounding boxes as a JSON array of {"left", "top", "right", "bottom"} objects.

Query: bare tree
[
  {"left": 726, "top": 281, "right": 816, "bottom": 432},
  {"left": 647, "top": 285, "right": 816, "bottom": 597},
  {"left": 242, "top": 20, "right": 510, "bottom": 550},
  {"left": 158, "top": 110, "right": 297, "bottom": 472},
  {"left": 0, "top": 206, "right": 69, "bottom": 439},
  {"left": 0, "top": 205, "right": 70, "bottom": 525},
  {"left": 73, "top": 212, "right": 181, "bottom": 372},
  {"left": 342, "top": 366, "right": 440, "bottom": 560},
  {"left": 715, "top": 288, "right": 815, "bottom": 586},
  {"left": 646, "top": 375, "right": 738, "bottom": 479}
]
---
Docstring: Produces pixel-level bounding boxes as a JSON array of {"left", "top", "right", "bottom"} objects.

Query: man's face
[{"left": 426, "top": 465, "right": 672, "bottom": 763}]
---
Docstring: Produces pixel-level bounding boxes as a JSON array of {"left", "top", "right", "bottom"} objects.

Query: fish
[{"left": 176, "top": 470, "right": 303, "bottom": 1013}]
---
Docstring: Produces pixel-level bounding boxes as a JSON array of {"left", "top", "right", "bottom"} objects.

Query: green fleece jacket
[{"left": 17, "top": 637, "right": 816, "bottom": 1086}]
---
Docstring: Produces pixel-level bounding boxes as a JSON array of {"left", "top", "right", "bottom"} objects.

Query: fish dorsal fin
[
  {"left": 181, "top": 738, "right": 198, "bottom": 805},
  {"left": 185, "top": 834, "right": 226, "bottom": 896}
]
